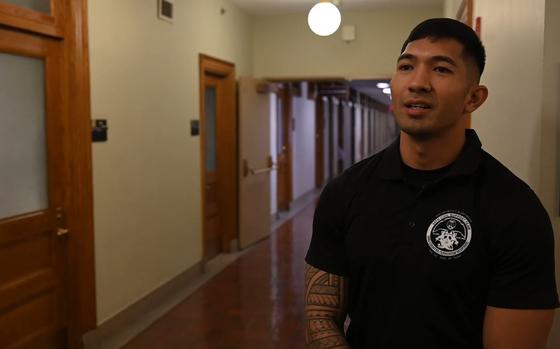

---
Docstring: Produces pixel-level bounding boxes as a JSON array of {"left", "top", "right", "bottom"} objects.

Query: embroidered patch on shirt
[{"left": 426, "top": 211, "right": 472, "bottom": 258}]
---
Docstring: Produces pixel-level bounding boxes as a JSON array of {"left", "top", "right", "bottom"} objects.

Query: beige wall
[
  {"left": 443, "top": 0, "right": 462, "bottom": 18},
  {"left": 471, "top": 0, "right": 545, "bottom": 188},
  {"left": 89, "top": 0, "right": 253, "bottom": 323},
  {"left": 541, "top": 0, "right": 560, "bottom": 346},
  {"left": 444, "top": 0, "right": 559, "bottom": 346},
  {"left": 253, "top": 6, "right": 443, "bottom": 80}
]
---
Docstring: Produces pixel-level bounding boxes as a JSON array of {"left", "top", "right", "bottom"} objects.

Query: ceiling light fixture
[
  {"left": 376, "top": 82, "right": 390, "bottom": 89},
  {"left": 383, "top": 88, "right": 392, "bottom": 95},
  {"left": 308, "top": 1, "right": 341, "bottom": 37}
]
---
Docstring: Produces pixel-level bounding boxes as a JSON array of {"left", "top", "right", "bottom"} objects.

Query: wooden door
[
  {"left": 341, "top": 101, "right": 353, "bottom": 171},
  {"left": 337, "top": 101, "right": 345, "bottom": 173},
  {"left": 315, "top": 96, "right": 325, "bottom": 188},
  {"left": 0, "top": 31, "right": 68, "bottom": 349},
  {"left": 199, "top": 55, "right": 237, "bottom": 260},
  {"left": 330, "top": 98, "right": 340, "bottom": 176},
  {"left": 238, "top": 77, "right": 272, "bottom": 248},
  {"left": 0, "top": 1, "right": 96, "bottom": 347},
  {"left": 276, "top": 86, "right": 292, "bottom": 211}
]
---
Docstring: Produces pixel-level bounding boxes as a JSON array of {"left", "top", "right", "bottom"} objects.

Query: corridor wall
[{"left": 89, "top": 0, "right": 253, "bottom": 324}]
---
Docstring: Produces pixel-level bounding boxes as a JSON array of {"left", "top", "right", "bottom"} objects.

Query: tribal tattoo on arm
[{"left": 305, "top": 264, "right": 350, "bottom": 349}]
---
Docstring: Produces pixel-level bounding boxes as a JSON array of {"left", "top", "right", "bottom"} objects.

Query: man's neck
[{"left": 400, "top": 128, "right": 466, "bottom": 170}]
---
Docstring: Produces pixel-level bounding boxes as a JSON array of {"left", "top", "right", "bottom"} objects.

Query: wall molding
[{"left": 83, "top": 261, "right": 204, "bottom": 349}]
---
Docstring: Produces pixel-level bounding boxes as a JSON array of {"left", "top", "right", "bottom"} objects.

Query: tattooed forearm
[{"left": 305, "top": 264, "right": 350, "bottom": 349}]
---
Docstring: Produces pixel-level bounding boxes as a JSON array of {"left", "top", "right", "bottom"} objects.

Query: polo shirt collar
[{"left": 375, "top": 129, "right": 482, "bottom": 181}]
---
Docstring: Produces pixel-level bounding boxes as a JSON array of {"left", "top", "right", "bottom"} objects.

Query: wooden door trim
[
  {"left": 199, "top": 54, "right": 238, "bottom": 259},
  {"left": 456, "top": 0, "right": 474, "bottom": 26},
  {"left": 0, "top": 26, "right": 50, "bottom": 56},
  {"left": 456, "top": 0, "right": 474, "bottom": 128},
  {"left": 200, "top": 54, "right": 234, "bottom": 76},
  {"left": 0, "top": 2, "right": 63, "bottom": 38},
  {"left": 64, "top": 0, "right": 97, "bottom": 347}
]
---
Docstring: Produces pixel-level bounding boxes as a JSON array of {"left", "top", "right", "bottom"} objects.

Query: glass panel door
[{"left": 0, "top": 52, "right": 48, "bottom": 219}]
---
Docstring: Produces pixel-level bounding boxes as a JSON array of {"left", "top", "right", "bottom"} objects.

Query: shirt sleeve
[
  {"left": 305, "top": 178, "right": 349, "bottom": 276},
  {"left": 487, "top": 190, "right": 559, "bottom": 309}
]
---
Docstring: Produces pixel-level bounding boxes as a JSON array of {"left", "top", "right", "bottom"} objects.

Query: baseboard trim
[
  {"left": 271, "top": 188, "right": 321, "bottom": 231},
  {"left": 83, "top": 261, "right": 204, "bottom": 349}
]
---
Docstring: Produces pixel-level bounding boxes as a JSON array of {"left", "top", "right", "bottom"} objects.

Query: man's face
[{"left": 390, "top": 37, "right": 477, "bottom": 139}]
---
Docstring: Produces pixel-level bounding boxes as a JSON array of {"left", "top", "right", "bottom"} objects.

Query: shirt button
[{"left": 409, "top": 221, "right": 416, "bottom": 228}]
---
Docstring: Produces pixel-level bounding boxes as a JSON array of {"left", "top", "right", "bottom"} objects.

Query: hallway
[
  {"left": 123, "top": 202, "right": 315, "bottom": 348},
  {"left": 2, "top": 0, "right": 560, "bottom": 347}
]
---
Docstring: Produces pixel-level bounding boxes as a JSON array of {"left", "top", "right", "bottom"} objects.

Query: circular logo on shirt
[{"left": 426, "top": 211, "right": 472, "bottom": 258}]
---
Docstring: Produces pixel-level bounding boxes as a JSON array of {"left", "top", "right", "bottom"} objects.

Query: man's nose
[{"left": 408, "top": 67, "right": 432, "bottom": 93}]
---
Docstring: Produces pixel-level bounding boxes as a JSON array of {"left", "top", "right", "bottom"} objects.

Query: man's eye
[
  {"left": 398, "top": 64, "right": 413, "bottom": 71},
  {"left": 434, "top": 66, "right": 452, "bottom": 73}
]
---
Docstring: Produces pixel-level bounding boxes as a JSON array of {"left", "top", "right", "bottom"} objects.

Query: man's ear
[{"left": 465, "top": 85, "right": 488, "bottom": 114}]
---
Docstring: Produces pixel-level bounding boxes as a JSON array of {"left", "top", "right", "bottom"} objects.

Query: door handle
[
  {"left": 56, "top": 207, "right": 70, "bottom": 237},
  {"left": 243, "top": 156, "right": 277, "bottom": 178},
  {"left": 57, "top": 228, "right": 70, "bottom": 236}
]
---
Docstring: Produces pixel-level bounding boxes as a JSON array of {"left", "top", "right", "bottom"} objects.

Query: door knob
[
  {"left": 57, "top": 228, "right": 70, "bottom": 236},
  {"left": 56, "top": 207, "right": 69, "bottom": 237}
]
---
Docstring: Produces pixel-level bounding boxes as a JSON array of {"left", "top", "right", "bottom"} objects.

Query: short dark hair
[{"left": 401, "top": 18, "right": 486, "bottom": 78}]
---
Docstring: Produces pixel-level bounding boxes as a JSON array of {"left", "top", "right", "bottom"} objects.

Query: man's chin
[{"left": 399, "top": 126, "right": 440, "bottom": 141}]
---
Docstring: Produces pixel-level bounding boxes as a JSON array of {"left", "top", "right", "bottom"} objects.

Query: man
[{"left": 305, "top": 18, "right": 559, "bottom": 349}]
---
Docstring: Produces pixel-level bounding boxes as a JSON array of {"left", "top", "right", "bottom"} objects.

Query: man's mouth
[{"left": 405, "top": 103, "right": 432, "bottom": 110}]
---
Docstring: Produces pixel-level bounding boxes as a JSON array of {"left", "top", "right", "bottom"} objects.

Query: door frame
[
  {"left": 0, "top": 1, "right": 97, "bottom": 348},
  {"left": 198, "top": 54, "right": 238, "bottom": 258},
  {"left": 66, "top": 2, "right": 97, "bottom": 346},
  {"left": 456, "top": 0, "right": 474, "bottom": 128}
]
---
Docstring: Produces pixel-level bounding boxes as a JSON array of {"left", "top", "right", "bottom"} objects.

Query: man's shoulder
[{"left": 479, "top": 150, "right": 543, "bottom": 209}]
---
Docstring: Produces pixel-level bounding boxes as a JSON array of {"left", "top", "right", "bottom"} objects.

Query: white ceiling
[{"left": 230, "top": 0, "right": 443, "bottom": 15}]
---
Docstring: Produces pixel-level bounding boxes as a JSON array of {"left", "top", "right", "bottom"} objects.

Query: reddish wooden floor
[{"left": 123, "top": 202, "right": 314, "bottom": 349}]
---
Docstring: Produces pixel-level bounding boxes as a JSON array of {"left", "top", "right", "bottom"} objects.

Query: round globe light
[
  {"left": 376, "top": 82, "right": 390, "bottom": 89},
  {"left": 308, "top": 2, "right": 341, "bottom": 37}
]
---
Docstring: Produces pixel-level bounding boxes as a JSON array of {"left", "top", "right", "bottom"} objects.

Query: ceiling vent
[{"left": 158, "top": 0, "right": 174, "bottom": 23}]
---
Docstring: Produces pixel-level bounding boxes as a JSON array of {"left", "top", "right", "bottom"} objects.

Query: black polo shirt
[{"left": 306, "top": 130, "right": 559, "bottom": 349}]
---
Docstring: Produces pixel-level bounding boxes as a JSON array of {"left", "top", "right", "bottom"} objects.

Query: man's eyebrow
[
  {"left": 396, "top": 53, "right": 458, "bottom": 67},
  {"left": 431, "top": 55, "right": 458, "bottom": 67},
  {"left": 397, "top": 53, "right": 416, "bottom": 62}
]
